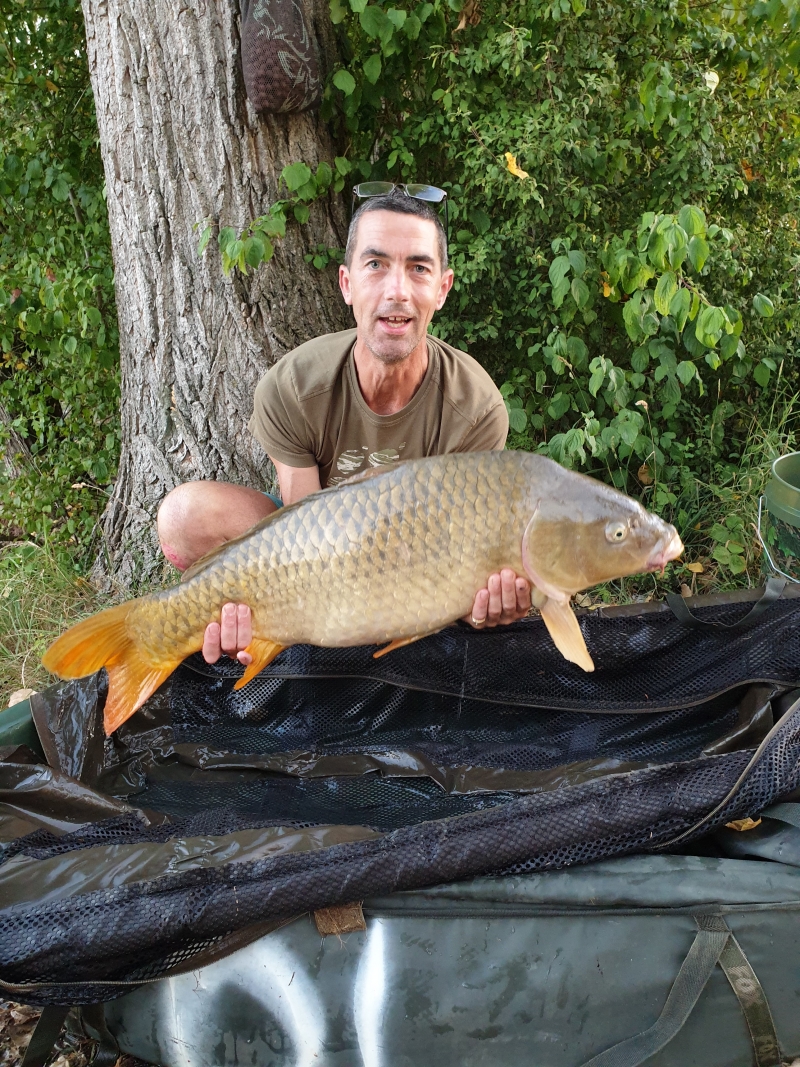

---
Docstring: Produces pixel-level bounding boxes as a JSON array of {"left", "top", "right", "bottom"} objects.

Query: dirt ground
[{"left": 0, "top": 1002, "right": 149, "bottom": 1067}]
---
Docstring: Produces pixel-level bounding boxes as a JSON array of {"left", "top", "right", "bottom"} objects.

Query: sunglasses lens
[
  {"left": 405, "top": 184, "right": 446, "bottom": 202},
  {"left": 354, "top": 181, "right": 395, "bottom": 197}
]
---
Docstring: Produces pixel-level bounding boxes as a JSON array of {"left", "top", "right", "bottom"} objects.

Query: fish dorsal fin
[
  {"left": 337, "top": 462, "right": 402, "bottom": 487},
  {"left": 180, "top": 480, "right": 361, "bottom": 583}
]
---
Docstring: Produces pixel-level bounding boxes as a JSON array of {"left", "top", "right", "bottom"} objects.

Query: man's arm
[{"left": 271, "top": 457, "right": 321, "bottom": 505}]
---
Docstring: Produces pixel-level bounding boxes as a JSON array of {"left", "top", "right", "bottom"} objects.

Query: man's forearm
[{"left": 270, "top": 456, "right": 322, "bottom": 505}]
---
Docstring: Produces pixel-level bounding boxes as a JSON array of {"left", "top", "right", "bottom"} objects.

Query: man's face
[{"left": 339, "top": 210, "right": 454, "bottom": 364}]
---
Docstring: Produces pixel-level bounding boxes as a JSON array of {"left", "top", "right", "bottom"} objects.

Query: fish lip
[{"left": 644, "top": 530, "right": 684, "bottom": 573}]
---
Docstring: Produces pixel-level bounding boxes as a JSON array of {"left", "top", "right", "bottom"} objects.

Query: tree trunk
[{"left": 83, "top": 0, "right": 351, "bottom": 587}]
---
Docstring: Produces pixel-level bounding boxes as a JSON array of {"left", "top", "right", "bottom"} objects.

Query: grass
[
  {"left": 2, "top": 392, "right": 800, "bottom": 704},
  {"left": 0, "top": 541, "right": 120, "bottom": 703}
]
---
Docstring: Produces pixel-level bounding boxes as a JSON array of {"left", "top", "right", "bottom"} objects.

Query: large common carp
[{"left": 43, "top": 451, "right": 682, "bottom": 734}]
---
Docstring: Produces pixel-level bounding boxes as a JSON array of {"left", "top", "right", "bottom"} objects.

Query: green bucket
[{"left": 760, "top": 452, "right": 800, "bottom": 582}]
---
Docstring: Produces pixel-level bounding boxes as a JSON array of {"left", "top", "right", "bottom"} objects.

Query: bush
[{"left": 0, "top": 0, "right": 119, "bottom": 563}]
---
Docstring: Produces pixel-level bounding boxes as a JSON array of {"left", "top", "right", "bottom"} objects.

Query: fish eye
[{"left": 605, "top": 521, "right": 628, "bottom": 543}]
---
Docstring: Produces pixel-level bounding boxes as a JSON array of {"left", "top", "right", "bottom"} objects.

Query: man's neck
[{"left": 352, "top": 334, "right": 430, "bottom": 415}]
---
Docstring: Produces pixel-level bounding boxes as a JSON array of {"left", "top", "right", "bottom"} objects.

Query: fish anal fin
[
  {"left": 233, "top": 638, "right": 286, "bottom": 689},
  {"left": 538, "top": 597, "right": 594, "bottom": 672},
  {"left": 373, "top": 630, "right": 439, "bottom": 659},
  {"left": 104, "top": 656, "right": 179, "bottom": 735}
]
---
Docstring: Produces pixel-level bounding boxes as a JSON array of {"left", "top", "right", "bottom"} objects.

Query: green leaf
[
  {"left": 676, "top": 360, "right": 696, "bottom": 385},
  {"left": 333, "top": 69, "right": 356, "bottom": 96},
  {"left": 753, "top": 361, "right": 771, "bottom": 387},
  {"left": 677, "top": 205, "right": 706, "bottom": 236},
  {"left": 548, "top": 255, "right": 571, "bottom": 288},
  {"left": 687, "top": 235, "right": 709, "bottom": 272},
  {"left": 334, "top": 157, "right": 352, "bottom": 176},
  {"left": 508, "top": 407, "right": 527, "bottom": 432},
  {"left": 386, "top": 7, "right": 407, "bottom": 28},
  {"left": 654, "top": 271, "right": 677, "bottom": 315},
  {"left": 293, "top": 204, "right": 310, "bottom": 224},
  {"left": 360, "top": 5, "right": 387, "bottom": 37},
  {"left": 547, "top": 392, "right": 571, "bottom": 419},
  {"left": 588, "top": 356, "right": 607, "bottom": 396},
  {"left": 197, "top": 225, "right": 212, "bottom": 256},
  {"left": 469, "top": 207, "right": 491, "bottom": 235},
  {"left": 551, "top": 277, "right": 570, "bottom": 308},
  {"left": 571, "top": 277, "right": 590, "bottom": 309},
  {"left": 244, "top": 235, "right": 266, "bottom": 268},
  {"left": 753, "top": 293, "right": 775, "bottom": 318},
  {"left": 62, "top": 335, "right": 77, "bottom": 354},
  {"left": 218, "top": 226, "right": 237, "bottom": 252},
  {"left": 566, "top": 335, "right": 588, "bottom": 367},
  {"left": 51, "top": 175, "right": 70, "bottom": 201},
  {"left": 349, "top": 0, "right": 367, "bottom": 10},
  {"left": 567, "top": 249, "right": 586, "bottom": 275},
  {"left": 330, "top": 0, "right": 348, "bottom": 23},
  {"left": 363, "top": 53, "right": 382, "bottom": 83},
  {"left": 282, "top": 162, "right": 313, "bottom": 191},
  {"left": 404, "top": 13, "right": 421, "bottom": 36},
  {"left": 669, "top": 287, "right": 691, "bottom": 332}
]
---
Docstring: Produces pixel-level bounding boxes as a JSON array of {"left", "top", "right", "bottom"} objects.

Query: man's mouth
[{"left": 378, "top": 315, "right": 413, "bottom": 332}]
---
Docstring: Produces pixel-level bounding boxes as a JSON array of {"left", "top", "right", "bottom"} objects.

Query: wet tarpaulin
[{"left": 2, "top": 588, "right": 800, "bottom": 1004}]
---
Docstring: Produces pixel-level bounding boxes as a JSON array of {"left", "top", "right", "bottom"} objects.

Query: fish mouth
[{"left": 645, "top": 530, "right": 684, "bottom": 574}]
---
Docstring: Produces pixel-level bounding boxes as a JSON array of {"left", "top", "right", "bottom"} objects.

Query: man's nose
[{"left": 383, "top": 263, "right": 411, "bottom": 301}]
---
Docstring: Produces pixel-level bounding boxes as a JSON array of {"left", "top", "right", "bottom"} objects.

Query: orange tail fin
[{"left": 42, "top": 602, "right": 181, "bottom": 735}]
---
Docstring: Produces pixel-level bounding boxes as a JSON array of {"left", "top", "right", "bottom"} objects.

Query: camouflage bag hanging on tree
[{"left": 240, "top": 0, "right": 321, "bottom": 113}]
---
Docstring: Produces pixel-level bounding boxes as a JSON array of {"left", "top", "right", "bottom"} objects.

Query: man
[{"left": 157, "top": 188, "right": 531, "bottom": 666}]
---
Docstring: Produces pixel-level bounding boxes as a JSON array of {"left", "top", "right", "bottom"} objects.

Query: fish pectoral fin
[
  {"left": 538, "top": 596, "right": 595, "bottom": 672},
  {"left": 233, "top": 638, "right": 287, "bottom": 689},
  {"left": 373, "top": 630, "right": 440, "bottom": 659}
]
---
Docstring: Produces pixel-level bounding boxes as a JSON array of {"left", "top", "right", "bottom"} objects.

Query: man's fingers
[
  {"left": 500, "top": 569, "right": 517, "bottom": 616},
  {"left": 219, "top": 602, "right": 238, "bottom": 654},
  {"left": 516, "top": 577, "right": 531, "bottom": 614},
  {"left": 486, "top": 573, "right": 503, "bottom": 623},
  {"left": 236, "top": 604, "right": 252, "bottom": 650},
  {"left": 202, "top": 621, "right": 222, "bottom": 664},
  {"left": 467, "top": 588, "right": 489, "bottom": 627}
]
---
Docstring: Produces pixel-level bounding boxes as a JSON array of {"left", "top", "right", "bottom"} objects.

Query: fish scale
[{"left": 42, "top": 450, "right": 682, "bottom": 734}]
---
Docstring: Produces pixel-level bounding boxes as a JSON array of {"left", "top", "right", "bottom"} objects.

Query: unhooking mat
[{"left": 2, "top": 586, "right": 800, "bottom": 1004}]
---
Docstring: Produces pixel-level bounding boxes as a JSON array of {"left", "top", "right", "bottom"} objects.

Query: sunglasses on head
[{"left": 352, "top": 182, "right": 449, "bottom": 244}]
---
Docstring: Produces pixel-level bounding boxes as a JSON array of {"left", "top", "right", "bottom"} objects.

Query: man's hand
[
  {"left": 465, "top": 569, "right": 531, "bottom": 629},
  {"left": 202, "top": 603, "right": 253, "bottom": 665}
]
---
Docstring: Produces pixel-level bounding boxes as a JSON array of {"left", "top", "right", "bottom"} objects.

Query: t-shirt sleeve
[
  {"left": 248, "top": 365, "right": 318, "bottom": 468},
  {"left": 455, "top": 400, "right": 509, "bottom": 453}
]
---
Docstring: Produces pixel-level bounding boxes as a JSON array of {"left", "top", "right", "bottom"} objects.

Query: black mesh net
[{"left": 2, "top": 594, "right": 800, "bottom": 1004}]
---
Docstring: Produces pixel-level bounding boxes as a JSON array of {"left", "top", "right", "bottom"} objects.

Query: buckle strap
[
  {"left": 20, "top": 1006, "right": 70, "bottom": 1067},
  {"left": 718, "top": 935, "right": 782, "bottom": 1067},
  {"left": 666, "top": 577, "right": 786, "bottom": 632}
]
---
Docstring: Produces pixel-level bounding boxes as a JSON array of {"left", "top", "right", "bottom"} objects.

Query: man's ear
[
  {"left": 339, "top": 264, "right": 353, "bottom": 305},
  {"left": 435, "top": 268, "right": 455, "bottom": 310}
]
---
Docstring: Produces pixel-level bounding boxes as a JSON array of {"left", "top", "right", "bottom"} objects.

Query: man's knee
[{"left": 157, "top": 480, "right": 276, "bottom": 571}]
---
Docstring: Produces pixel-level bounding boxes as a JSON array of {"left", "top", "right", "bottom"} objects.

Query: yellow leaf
[
  {"left": 685, "top": 562, "right": 704, "bottom": 574},
  {"left": 505, "top": 152, "right": 529, "bottom": 180},
  {"left": 637, "top": 463, "right": 653, "bottom": 486},
  {"left": 45, "top": 79, "right": 59, "bottom": 93},
  {"left": 602, "top": 281, "right": 612, "bottom": 297},
  {"left": 725, "top": 817, "right": 762, "bottom": 832}
]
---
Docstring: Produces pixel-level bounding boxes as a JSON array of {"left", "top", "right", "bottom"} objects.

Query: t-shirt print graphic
[{"left": 329, "top": 443, "right": 406, "bottom": 485}]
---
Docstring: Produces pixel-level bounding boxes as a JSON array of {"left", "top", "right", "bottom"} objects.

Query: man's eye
[{"left": 368, "top": 260, "right": 381, "bottom": 269}]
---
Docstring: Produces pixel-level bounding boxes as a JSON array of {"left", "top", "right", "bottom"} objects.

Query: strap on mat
[
  {"left": 20, "top": 1007, "right": 70, "bottom": 1067},
  {"left": 666, "top": 576, "right": 786, "bottom": 632},
  {"left": 579, "top": 916, "right": 782, "bottom": 1067},
  {"left": 20, "top": 1004, "right": 119, "bottom": 1067}
]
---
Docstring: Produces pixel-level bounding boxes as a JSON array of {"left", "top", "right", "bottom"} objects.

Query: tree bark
[{"left": 83, "top": 0, "right": 351, "bottom": 587}]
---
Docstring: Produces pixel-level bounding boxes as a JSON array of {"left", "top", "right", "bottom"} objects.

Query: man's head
[{"left": 339, "top": 190, "right": 454, "bottom": 365}]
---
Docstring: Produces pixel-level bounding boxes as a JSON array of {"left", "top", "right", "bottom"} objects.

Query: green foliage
[
  {"left": 0, "top": 0, "right": 119, "bottom": 559},
  {"left": 317, "top": 0, "right": 800, "bottom": 580},
  {"left": 202, "top": 158, "right": 352, "bottom": 274}
]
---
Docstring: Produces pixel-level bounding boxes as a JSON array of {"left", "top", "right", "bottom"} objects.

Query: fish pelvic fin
[
  {"left": 42, "top": 602, "right": 182, "bottom": 735},
  {"left": 233, "top": 638, "right": 286, "bottom": 689},
  {"left": 373, "top": 628, "right": 443, "bottom": 659},
  {"left": 538, "top": 596, "right": 595, "bottom": 672}
]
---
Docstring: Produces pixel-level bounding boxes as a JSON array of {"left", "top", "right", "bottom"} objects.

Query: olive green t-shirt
[{"left": 248, "top": 328, "right": 508, "bottom": 487}]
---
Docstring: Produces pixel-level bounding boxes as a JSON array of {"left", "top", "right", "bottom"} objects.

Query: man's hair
[{"left": 345, "top": 189, "right": 448, "bottom": 270}]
